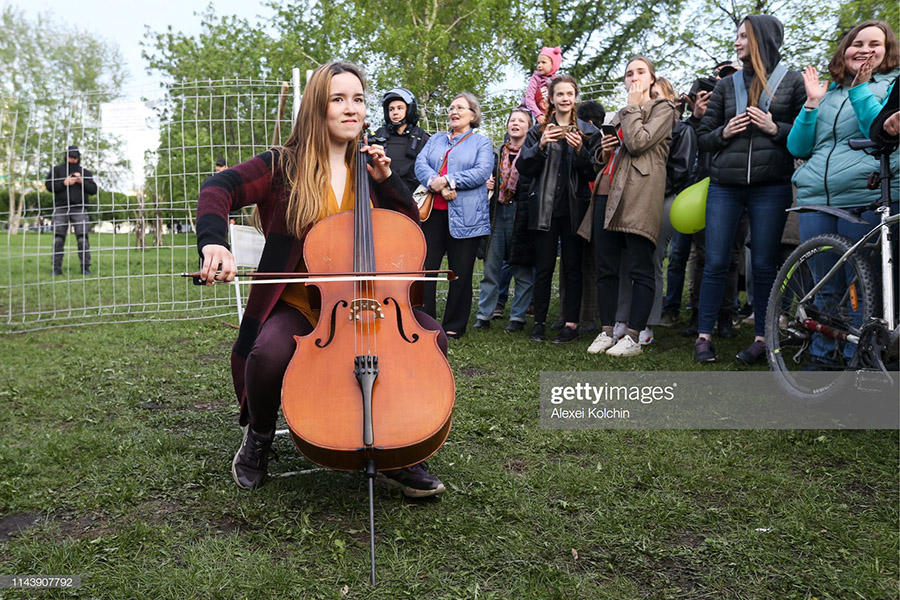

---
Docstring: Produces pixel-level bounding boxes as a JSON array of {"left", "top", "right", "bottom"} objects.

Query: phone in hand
[{"left": 601, "top": 124, "right": 617, "bottom": 137}]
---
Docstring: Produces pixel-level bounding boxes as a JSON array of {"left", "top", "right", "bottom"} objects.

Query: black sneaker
[
  {"left": 681, "top": 309, "right": 699, "bottom": 337},
  {"left": 232, "top": 427, "right": 276, "bottom": 490},
  {"left": 694, "top": 338, "right": 717, "bottom": 363},
  {"left": 505, "top": 320, "right": 525, "bottom": 333},
  {"left": 577, "top": 320, "right": 598, "bottom": 335},
  {"left": 659, "top": 310, "right": 679, "bottom": 327},
  {"left": 549, "top": 318, "right": 565, "bottom": 331},
  {"left": 472, "top": 318, "right": 490, "bottom": 330},
  {"left": 491, "top": 304, "right": 504, "bottom": 319},
  {"left": 82, "top": 268, "right": 93, "bottom": 276},
  {"left": 378, "top": 462, "right": 445, "bottom": 498},
  {"left": 530, "top": 323, "right": 546, "bottom": 342},
  {"left": 717, "top": 316, "right": 735, "bottom": 338},
  {"left": 552, "top": 325, "right": 579, "bottom": 344},
  {"left": 52, "top": 268, "right": 63, "bottom": 277},
  {"left": 736, "top": 340, "right": 767, "bottom": 366}
]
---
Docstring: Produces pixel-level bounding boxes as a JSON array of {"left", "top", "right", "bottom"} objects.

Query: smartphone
[{"left": 601, "top": 124, "right": 617, "bottom": 137}]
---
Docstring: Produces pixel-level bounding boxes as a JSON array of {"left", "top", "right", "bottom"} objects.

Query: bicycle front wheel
[{"left": 765, "top": 233, "right": 878, "bottom": 404}]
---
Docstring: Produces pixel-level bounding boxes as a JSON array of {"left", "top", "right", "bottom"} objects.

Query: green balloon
[{"left": 670, "top": 177, "right": 710, "bottom": 234}]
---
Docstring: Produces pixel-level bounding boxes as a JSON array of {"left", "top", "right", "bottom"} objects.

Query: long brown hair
[
  {"left": 742, "top": 20, "right": 772, "bottom": 108},
  {"left": 828, "top": 20, "right": 899, "bottom": 84},
  {"left": 541, "top": 74, "right": 581, "bottom": 133},
  {"left": 279, "top": 62, "right": 366, "bottom": 238}
]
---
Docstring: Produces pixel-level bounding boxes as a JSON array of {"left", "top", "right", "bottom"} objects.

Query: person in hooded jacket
[
  {"left": 44, "top": 145, "right": 98, "bottom": 276},
  {"left": 373, "top": 88, "right": 430, "bottom": 196},
  {"left": 694, "top": 15, "right": 806, "bottom": 365},
  {"left": 787, "top": 20, "right": 900, "bottom": 367}
]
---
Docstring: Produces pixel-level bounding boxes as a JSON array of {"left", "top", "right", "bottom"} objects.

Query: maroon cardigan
[{"left": 196, "top": 150, "right": 418, "bottom": 424}]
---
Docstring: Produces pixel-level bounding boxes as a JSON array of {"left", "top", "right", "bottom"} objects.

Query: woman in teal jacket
[{"left": 787, "top": 19, "right": 899, "bottom": 365}]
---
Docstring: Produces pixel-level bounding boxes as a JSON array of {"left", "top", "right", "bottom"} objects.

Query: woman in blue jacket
[
  {"left": 787, "top": 20, "right": 899, "bottom": 366},
  {"left": 415, "top": 92, "right": 494, "bottom": 338}
]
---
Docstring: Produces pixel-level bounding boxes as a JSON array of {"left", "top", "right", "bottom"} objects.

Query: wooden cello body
[{"left": 280, "top": 149, "right": 455, "bottom": 473}]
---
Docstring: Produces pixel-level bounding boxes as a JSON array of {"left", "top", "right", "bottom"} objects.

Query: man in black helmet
[
  {"left": 44, "top": 145, "right": 98, "bottom": 276},
  {"left": 373, "top": 88, "right": 430, "bottom": 195}
]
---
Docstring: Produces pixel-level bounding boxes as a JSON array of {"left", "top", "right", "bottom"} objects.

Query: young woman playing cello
[{"left": 196, "top": 62, "right": 446, "bottom": 496}]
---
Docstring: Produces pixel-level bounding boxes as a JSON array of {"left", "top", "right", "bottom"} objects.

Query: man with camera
[{"left": 45, "top": 145, "right": 98, "bottom": 276}]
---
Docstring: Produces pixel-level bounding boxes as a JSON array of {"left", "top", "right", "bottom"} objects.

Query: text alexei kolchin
[{"left": 549, "top": 383, "right": 677, "bottom": 405}]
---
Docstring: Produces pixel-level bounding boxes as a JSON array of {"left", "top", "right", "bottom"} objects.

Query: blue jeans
[
  {"left": 476, "top": 203, "right": 534, "bottom": 323},
  {"left": 664, "top": 231, "right": 692, "bottom": 313},
  {"left": 699, "top": 183, "right": 791, "bottom": 338},
  {"left": 497, "top": 262, "right": 513, "bottom": 307},
  {"left": 798, "top": 203, "right": 899, "bottom": 361}
]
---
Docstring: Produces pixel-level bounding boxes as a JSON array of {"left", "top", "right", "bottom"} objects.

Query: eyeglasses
[{"left": 448, "top": 105, "right": 471, "bottom": 113}]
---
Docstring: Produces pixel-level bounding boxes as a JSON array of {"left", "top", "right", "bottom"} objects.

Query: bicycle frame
[{"left": 795, "top": 210, "right": 898, "bottom": 339}]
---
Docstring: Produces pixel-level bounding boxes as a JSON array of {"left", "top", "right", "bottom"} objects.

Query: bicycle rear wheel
[{"left": 765, "top": 233, "right": 878, "bottom": 404}]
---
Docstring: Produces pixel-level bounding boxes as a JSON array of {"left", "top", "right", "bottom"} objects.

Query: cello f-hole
[
  {"left": 315, "top": 300, "right": 349, "bottom": 348},
  {"left": 383, "top": 297, "right": 420, "bottom": 344}
]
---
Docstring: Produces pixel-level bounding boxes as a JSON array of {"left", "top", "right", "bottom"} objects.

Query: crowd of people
[
  {"left": 383, "top": 17, "right": 898, "bottom": 364},
  {"left": 194, "top": 16, "right": 899, "bottom": 491}
]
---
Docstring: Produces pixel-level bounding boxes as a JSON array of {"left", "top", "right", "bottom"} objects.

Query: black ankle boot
[{"left": 681, "top": 309, "right": 699, "bottom": 337}]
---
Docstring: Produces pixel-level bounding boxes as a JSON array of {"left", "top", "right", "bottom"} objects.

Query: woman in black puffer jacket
[{"left": 694, "top": 14, "right": 806, "bottom": 366}]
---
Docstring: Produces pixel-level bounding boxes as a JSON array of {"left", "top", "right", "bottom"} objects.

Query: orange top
[{"left": 280, "top": 168, "right": 356, "bottom": 325}]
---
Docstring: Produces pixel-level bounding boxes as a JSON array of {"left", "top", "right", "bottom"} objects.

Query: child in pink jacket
[{"left": 521, "top": 46, "right": 562, "bottom": 124}]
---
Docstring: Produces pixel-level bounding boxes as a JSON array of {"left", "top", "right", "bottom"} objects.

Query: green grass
[
  {"left": 0, "top": 232, "right": 233, "bottom": 331},
  {"left": 0, "top": 231, "right": 897, "bottom": 598},
  {"left": 0, "top": 313, "right": 897, "bottom": 599}
]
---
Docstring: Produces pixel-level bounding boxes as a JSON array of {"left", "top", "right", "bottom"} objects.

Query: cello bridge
[{"left": 349, "top": 298, "right": 384, "bottom": 320}]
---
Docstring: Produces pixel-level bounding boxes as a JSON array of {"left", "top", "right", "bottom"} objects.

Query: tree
[{"left": 0, "top": 6, "right": 127, "bottom": 234}]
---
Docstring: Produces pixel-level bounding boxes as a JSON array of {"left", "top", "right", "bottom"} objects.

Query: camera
[{"left": 687, "top": 76, "right": 717, "bottom": 101}]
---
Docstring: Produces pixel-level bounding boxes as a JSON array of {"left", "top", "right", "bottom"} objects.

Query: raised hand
[
  {"left": 599, "top": 133, "right": 619, "bottom": 163},
  {"left": 564, "top": 130, "right": 583, "bottom": 152},
  {"left": 692, "top": 90, "right": 712, "bottom": 119},
  {"left": 539, "top": 124, "right": 565, "bottom": 149},
  {"left": 627, "top": 82, "right": 645, "bottom": 107},
  {"left": 851, "top": 56, "right": 876, "bottom": 89},
  {"left": 362, "top": 144, "right": 392, "bottom": 182},
  {"left": 801, "top": 66, "right": 826, "bottom": 109}
]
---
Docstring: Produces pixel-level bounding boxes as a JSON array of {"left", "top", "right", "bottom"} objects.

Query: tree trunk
[{"left": 8, "top": 190, "right": 24, "bottom": 235}]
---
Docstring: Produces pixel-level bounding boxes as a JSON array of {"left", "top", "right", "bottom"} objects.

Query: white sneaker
[
  {"left": 606, "top": 334, "right": 642, "bottom": 357},
  {"left": 612, "top": 321, "right": 627, "bottom": 341},
  {"left": 587, "top": 331, "right": 616, "bottom": 354},
  {"left": 639, "top": 326, "right": 654, "bottom": 345}
]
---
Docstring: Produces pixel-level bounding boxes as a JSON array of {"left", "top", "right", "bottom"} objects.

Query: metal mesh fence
[{"left": 1, "top": 76, "right": 619, "bottom": 333}]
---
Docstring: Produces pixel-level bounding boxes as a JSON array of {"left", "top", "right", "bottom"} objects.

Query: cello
[{"left": 280, "top": 133, "right": 455, "bottom": 583}]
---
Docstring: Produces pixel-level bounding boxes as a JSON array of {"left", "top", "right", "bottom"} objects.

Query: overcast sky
[
  {"left": 4, "top": 1, "right": 275, "bottom": 189},
  {"left": 4, "top": 0, "right": 274, "bottom": 94}
]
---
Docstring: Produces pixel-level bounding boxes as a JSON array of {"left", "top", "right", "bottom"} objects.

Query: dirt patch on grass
[
  {"left": 503, "top": 459, "right": 528, "bottom": 475},
  {"left": 192, "top": 401, "right": 229, "bottom": 411},
  {"left": 457, "top": 367, "right": 487, "bottom": 378},
  {"left": 52, "top": 512, "right": 116, "bottom": 540},
  {"left": 0, "top": 513, "right": 41, "bottom": 542}
]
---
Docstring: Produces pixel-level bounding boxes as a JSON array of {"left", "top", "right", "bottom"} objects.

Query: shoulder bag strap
[{"left": 759, "top": 62, "right": 788, "bottom": 112}]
